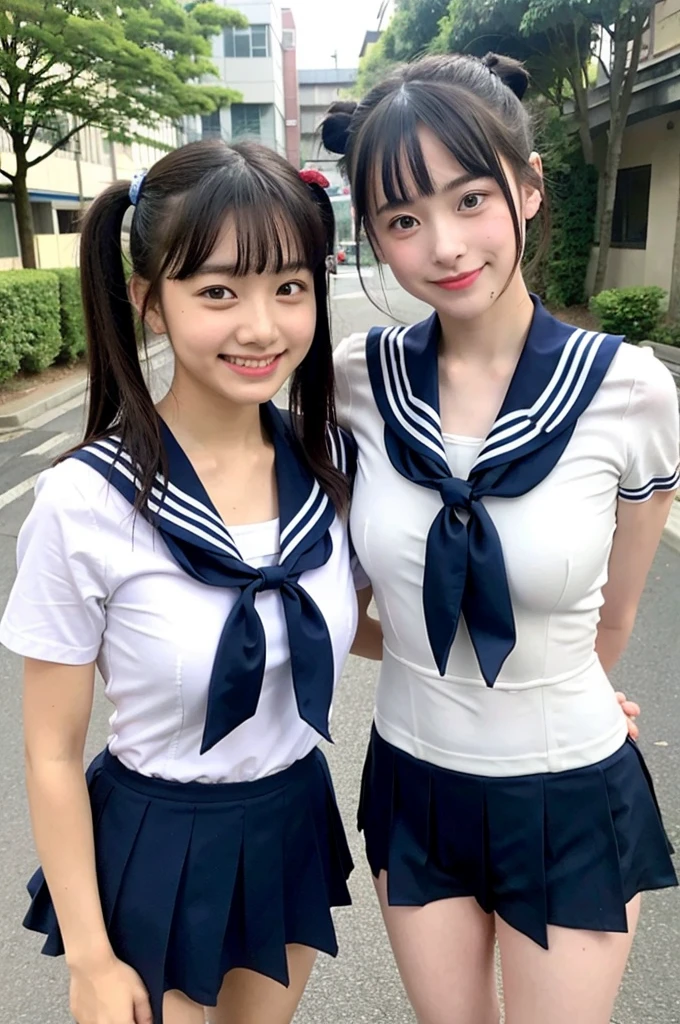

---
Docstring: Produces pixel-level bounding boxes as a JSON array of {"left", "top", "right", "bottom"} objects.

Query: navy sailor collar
[
  {"left": 366, "top": 295, "right": 622, "bottom": 683},
  {"left": 70, "top": 403, "right": 353, "bottom": 753}
]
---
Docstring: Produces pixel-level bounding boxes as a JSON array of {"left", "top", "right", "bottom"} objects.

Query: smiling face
[
  {"left": 136, "top": 217, "right": 318, "bottom": 409},
  {"left": 368, "top": 127, "right": 542, "bottom": 322}
]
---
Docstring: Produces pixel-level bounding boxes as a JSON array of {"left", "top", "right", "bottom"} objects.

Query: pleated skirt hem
[
  {"left": 358, "top": 726, "right": 677, "bottom": 949},
  {"left": 24, "top": 746, "right": 353, "bottom": 1022}
]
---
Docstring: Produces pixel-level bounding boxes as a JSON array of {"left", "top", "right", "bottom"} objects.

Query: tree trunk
[
  {"left": 668, "top": 152, "right": 680, "bottom": 319},
  {"left": 570, "top": 59, "right": 594, "bottom": 165},
  {"left": 12, "top": 144, "right": 36, "bottom": 269},
  {"left": 592, "top": 19, "right": 645, "bottom": 295}
]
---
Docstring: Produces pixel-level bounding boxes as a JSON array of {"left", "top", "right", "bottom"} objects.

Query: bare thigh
[
  {"left": 212, "top": 944, "right": 317, "bottom": 1024},
  {"left": 374, "top": 871, "right": 500, "bottom": 1024},
  {"left": 163, "top": 990, "right": 206, "bottom": 1024},
  {"left": 497, "top": 895, "right": 641, "bottom": 1024}
]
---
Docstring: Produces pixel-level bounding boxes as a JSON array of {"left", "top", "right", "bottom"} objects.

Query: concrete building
[
  {"left": 589, "top": 0, "right": 680, "bottom": 299},
  {"left": 190, "top": 0, "right": 299, "bottom": 160},
  {"left": 298, "top": 68, "right": 358, "bottom": 183},
  {"left": 282, "top": 8, "right": 301, "bottom": 168},
  {"left": 0, "top": 123, "right": 179, "bottom": 271}
]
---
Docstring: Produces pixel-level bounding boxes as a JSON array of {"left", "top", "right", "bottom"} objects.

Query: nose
[
  {"left": 431, "top": 216, "right": 468, "bottom": 266},
  {"left": 233, "top": 299, "right": 280, "bottom": 349}
]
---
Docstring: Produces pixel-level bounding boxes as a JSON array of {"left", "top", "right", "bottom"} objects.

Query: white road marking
[
  {"left": 20, "top": 431, "right": 72, "bottom": 458},
  {"left": 0, "top": 474, "right": 39, "bottom": 511},
  {"left": 333, "top": 290, "right": 369, "bottom": 300}
]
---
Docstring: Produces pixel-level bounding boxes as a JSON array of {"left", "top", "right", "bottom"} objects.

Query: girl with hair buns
[
  {"left": 0, "top": 140, "right": 362, "bottom": 1024},
  {"left": 323, "top": 52, "right": 679, "bottom": 1024}
]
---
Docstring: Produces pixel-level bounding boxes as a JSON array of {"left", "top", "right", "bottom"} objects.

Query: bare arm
[
  {"left": 23, "top": 658, "right": 110, "bottom": 965},
  {"left": 24, "top": 658, "right": 150, "bottom": 1024},
  {"left": 597, "top": 492, "right": 677, "bottom": 674},
  {"left": 351, "top": 587, "right": 384, "bottom": 660}
]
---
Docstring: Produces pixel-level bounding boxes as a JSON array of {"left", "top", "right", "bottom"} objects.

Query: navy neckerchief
[
  {"left": 71, "top": 403, "right": 353, "bottom": 753},
  {"left": 366, "top": 295, "right": 622, "bottom": 685}
]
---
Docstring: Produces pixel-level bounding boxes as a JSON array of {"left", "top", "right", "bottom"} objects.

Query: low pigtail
[
  {"left": 290, "top": 173, "right": 350, "bottom": 513},
  {"left": 77, "top": 182, "right": 164, "bottom": 510}
]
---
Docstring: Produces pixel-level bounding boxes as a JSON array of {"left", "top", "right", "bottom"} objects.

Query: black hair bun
[
  {"left": 321, "top": 101, "right": 357, "bottom": 156},
  {"left": 482, "top": 53, "right": 530, "bottom": 100}
]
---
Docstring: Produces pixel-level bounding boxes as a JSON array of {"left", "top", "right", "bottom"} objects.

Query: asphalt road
[{"left": 0, "top": 272, "right": 677, "bottom": 1024}]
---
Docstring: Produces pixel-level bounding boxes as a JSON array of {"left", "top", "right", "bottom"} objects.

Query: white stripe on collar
[
  {"left": 473, "top": 330, "right": 605, "bottom": 469},
  {"left": 83, "top": 442, "right": 243, "bottom": 559},
  {"left": 280, "top": 486, "right": 330, "bottom": 563},
  {"left": 95, "top": 437, "right": 230, "bottom": 534},
  {"left": 379, "top": 326, "right": 448, "bottom": 462}
]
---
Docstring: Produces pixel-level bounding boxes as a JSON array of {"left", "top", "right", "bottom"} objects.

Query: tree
[
  {"left": 0, "top": 1, "right": 247, "bottom": 268},
  {"left": 436, "top": 0, "right": 655, "bottom": 293},
  {"left": 357, "top": 0, "right": 450, "bottom": 93}
]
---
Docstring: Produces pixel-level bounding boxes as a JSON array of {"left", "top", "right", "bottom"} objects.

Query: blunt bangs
[
  {"left": 353, "top": 82, "right": 522, "bottom": 254},
  {"left": 159, "top": 162, "right": 327, "bottom": 281}
]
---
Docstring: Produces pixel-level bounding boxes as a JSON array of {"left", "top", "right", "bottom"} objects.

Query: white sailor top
[
  {"left": 0, "top": 407, "right": 360, "bottom": 784},
  {"left": 335, "top": 298, "right": 680, "bottom": 777}
]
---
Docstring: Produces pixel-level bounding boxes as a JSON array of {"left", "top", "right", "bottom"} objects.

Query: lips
[
  {"left": 218, "top": 352, "right": 284, "bottom": 378},
  {"left": 433, "top": 267, "right": 483, "bottom": 291}
]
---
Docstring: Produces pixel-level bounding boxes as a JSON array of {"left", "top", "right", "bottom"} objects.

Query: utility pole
[{"left": 331, "top": 49, "right": 338, "bottom": 69}]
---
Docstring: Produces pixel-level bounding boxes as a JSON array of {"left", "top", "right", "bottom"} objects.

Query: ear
[
  {"left": 128, "top": 274, "right": 166, "bottom": 336},
  {"left": 523, "top": 151, "right": 544, "bottom": 221}
]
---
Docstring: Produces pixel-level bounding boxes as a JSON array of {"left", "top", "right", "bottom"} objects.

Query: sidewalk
[
  {"left": 1, "top": 341, "right": 679, "bottom": 553},
  {"left": 0, "top": 336, "right": 171, "bottom": 432}
]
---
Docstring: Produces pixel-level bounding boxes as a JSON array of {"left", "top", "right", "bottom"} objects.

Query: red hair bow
[{"left": 299, "top": 168, "right": 329, "bottom": 188}]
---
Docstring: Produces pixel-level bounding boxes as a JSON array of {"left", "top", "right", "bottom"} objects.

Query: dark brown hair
[
  {"left": 322, "top": 53, "right": 548, "bottom": 287},
  {"left": 73, "top": 138, "right": 348, "bottom": 513}
]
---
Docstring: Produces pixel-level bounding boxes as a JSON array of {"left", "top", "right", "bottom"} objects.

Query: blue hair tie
[{"left": 129, "top": 170, "right": 147, "bottom": 207}]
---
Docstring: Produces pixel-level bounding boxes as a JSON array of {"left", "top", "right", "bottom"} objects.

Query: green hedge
[
  {"left": 589, "top": 286, "right": 666, "bottom": 341},
  {"left": 52, "top": 266, "right": 86, "bottom": 363},
  {"left": 524, "top": 103, "right": 598, "bottom": 309},
  {"left": 0, "top": 270, "right": 62, "bottom": 383}
]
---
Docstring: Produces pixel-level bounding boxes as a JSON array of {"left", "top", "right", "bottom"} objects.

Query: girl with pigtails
[
  {"left": 0, "top": 141, "right": 362, "bottom": 1024},
  {"left": 324, "top": 52, "right": 678, "bottom": 1024}
]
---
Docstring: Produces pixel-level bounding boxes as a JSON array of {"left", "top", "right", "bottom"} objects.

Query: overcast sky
[{"left": 287, "top": 0, "right": 388, "bottom": 70}]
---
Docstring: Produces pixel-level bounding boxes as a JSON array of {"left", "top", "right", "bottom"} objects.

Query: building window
[
  {"left": 224, "top": 24, "right": 269, "bottom": 58},
  {"left": 611, "top": 164, "right": 651, "bottom": 248},
  {"left": 31, "top": 202, "right": 54, "bottom": 235},
  {"left": 283, "top": 29, "right": 296, "bottom": 49},
  {"left": 0, "top": 201, "right": 19, "bottom": 258},
  {"left": 231, "top": 104, "right": 263, "bottom": 139},
  {"left": 56, "top": 208, "right": 80, "bottom": 234},
  {"left": 201, "top": 110, "right": 222, "bottom": 139}
]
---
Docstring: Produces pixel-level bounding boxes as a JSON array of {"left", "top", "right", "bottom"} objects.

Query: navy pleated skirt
[
  {"left": 24, "top": 746, "right": 353, "bottom": 1023},
  {"left": 359, "top": 726, "right": 677, "bottom": 948}
]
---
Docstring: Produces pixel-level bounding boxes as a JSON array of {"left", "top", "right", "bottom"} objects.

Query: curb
[
  {"left": 0, "top": 338, "right": 172, "bottom": 432},
  {"left": 1, "top": 340, "right": 679, "bottom": 555}
]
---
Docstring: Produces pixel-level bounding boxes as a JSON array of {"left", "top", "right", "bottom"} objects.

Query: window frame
[
  {"left": 610, "top": 163, "right": 652, "bottom": 250},
  {"left": 224, "top": 24, "right": 270, "bottom": 59}
]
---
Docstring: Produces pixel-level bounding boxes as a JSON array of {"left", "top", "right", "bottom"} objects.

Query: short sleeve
[
  {"left": 619, "top": 350, "right": 680, "bottom": 502},
  {"left": 0, "top": 465, "right": 108, "bottom": 663},
  {"left": 334, "top": 333, "right": 361, "bottom": 433}
]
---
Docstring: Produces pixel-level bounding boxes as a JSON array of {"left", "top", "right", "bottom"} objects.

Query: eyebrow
[
  {"left": 376, "top": 171, "right": 482, "bottom": 217},
  {"left": 194, "top": 260, "right": 306, "bottom": 276}
]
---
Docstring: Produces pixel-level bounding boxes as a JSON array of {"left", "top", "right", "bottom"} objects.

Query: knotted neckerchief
[
  {"left": 71, "top": 403, "right": 353, "bottom": 753},
  {"left": 366, "top": 295, "right": 622, "bottom": 685}
]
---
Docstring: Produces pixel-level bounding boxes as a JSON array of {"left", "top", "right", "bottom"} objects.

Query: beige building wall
[
  {"left": 0, "top": 122, "right": 178, "bottom": 270},
  {"left": 590, "top": 112, "right": 680, "bottom": 297}
]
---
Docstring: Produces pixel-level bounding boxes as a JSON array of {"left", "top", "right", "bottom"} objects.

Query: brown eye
[
  {"left": 277, "top": 282, "right": 304, "bottom": 297},
  {"left": 460, "top": 193, "right": 484, "bottom": 211},
  {"left": 391, "top": 215, "right": 418, "bottom": 231},
  {"left": 201, "top": 287, "right": 235, "bottom": 301}
]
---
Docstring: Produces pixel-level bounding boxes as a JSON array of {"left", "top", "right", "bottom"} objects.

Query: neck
[
  {"left": 156, "top": 371, "right": 266, "bottom": 455},
  {"left": 437, "top": 274, "right": 535, "bottom": 368}
]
